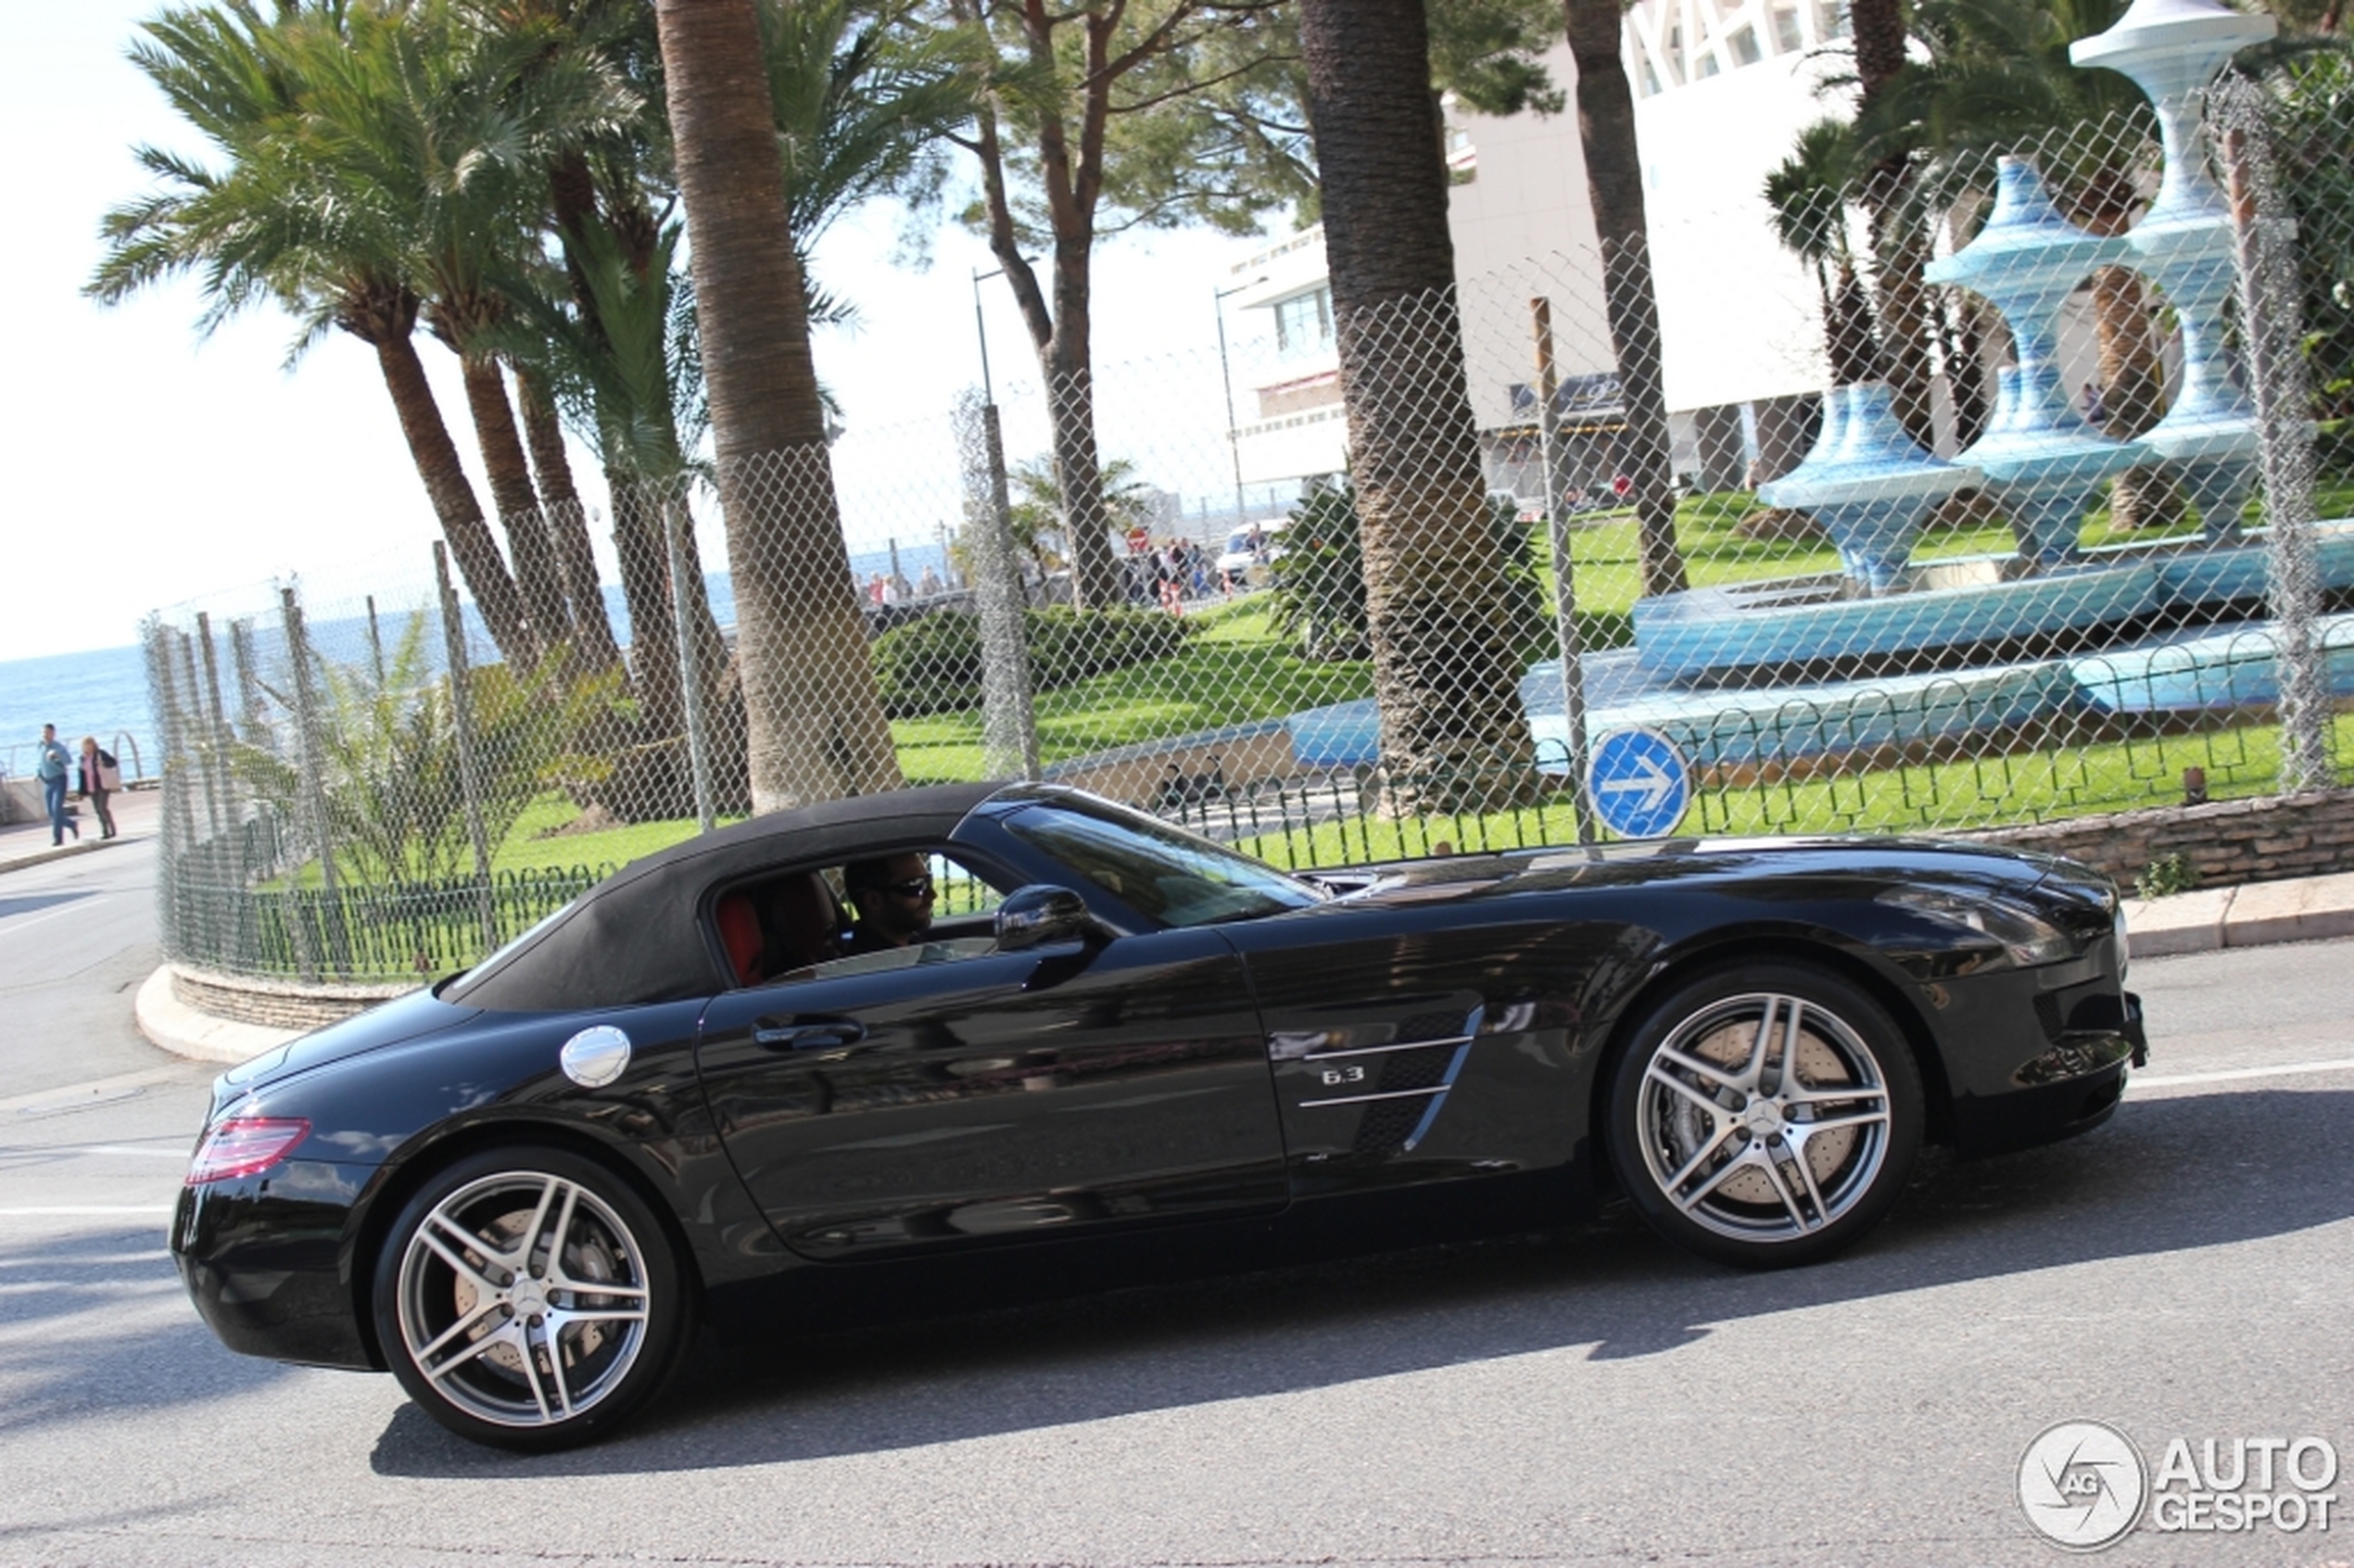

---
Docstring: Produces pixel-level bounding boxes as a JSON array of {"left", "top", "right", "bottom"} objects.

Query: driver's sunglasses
[{"left": 886, "top": 875, "right": 935, "bottom": 900}]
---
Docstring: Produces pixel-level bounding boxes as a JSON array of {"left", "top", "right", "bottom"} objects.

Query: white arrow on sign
[{"left": 1600, "top": 756, "right": 1677, "bottom": 813}]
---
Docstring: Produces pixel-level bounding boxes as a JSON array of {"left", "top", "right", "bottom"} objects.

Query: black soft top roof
[{"left": 448, "top": 781, "right": 1004, "bottom": 1012}]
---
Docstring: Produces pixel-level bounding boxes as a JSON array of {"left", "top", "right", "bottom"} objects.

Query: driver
[{"left": 842, "top": 853, "right": 936, "bottom": 952}]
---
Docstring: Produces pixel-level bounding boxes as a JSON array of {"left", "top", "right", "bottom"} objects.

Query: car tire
[
  {"left": 1605, "top": 963, "right": 1922, "bottom": 1270},
  {"left": 371, "top": 1144, "right": 693, "bottom": 1451}
]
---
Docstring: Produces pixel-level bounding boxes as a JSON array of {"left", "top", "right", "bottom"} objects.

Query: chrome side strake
[
  {"left": 1400, "top": 1043, "right": 1474, "bottom": 1152},
  {"left": 1297, "top": 1084, "right": 1450, "bottom": 1109},
  {"left": 1300, "top": 1033, "right": 1474, "bottom": 1061}
]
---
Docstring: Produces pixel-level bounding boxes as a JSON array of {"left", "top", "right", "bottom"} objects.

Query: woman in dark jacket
[{"left": 76, "top": 738, "right": 119, "bottom": 841}]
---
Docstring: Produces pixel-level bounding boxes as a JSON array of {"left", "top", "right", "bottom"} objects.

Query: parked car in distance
[
  {"left": 1216, "top": 519, "right": 1288, "bottom": 588},
  {"left": 174, "top": 783, "right": 2144, "bottom": 1450}
]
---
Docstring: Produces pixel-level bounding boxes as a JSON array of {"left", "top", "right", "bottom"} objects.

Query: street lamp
[
  {"left": 972, "top": 266, "right": 1005, "bottom": 403},
  {"left": 1213, "top": 276, "right": 1267, "bottom": 529}
]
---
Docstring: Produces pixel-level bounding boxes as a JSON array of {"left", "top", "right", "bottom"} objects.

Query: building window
[
  {"left": 1727, "top": 23, "right": 1763, "bottom": 64},
  {"left": 1274, "top": 287, "right": 1335, "bottom": 359},
  {"left": 1770, "top": 3, "right": 1804, "bottom": 52},
  {"left": 1818, "top": 0, "right": 1851, "bottom": 39}
]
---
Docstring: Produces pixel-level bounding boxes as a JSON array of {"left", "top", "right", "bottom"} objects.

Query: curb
[
  {"left": 2123, "top": 869, "right": 2354, "bottom": 959},
  {"left": 135, "top": 966, "right": 305, "bottom": 1067},
  {"left": 0, "top": 837, "right": 112, "bottom": 877}
]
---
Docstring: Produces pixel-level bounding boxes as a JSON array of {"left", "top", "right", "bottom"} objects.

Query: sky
[{"left": 5, "top": 1, "right": 1268, "bottom": 664}]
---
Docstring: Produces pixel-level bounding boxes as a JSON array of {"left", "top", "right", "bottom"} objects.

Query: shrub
[
  {"left": 872, "top": 604, "right": 1196, "bottom": 716},
  {"left": 1270, "top": 476, "right": 1550, "bottom": 662}
]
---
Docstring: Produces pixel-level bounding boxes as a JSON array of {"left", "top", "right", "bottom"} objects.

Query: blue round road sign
[{"left": 1587, "top": 727, "right": 1691, "bottom": 839}]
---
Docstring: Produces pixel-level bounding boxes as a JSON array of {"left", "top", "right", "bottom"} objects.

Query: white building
[{"left": 1221, "top": 0, "right": 1856, "bottom": 506}]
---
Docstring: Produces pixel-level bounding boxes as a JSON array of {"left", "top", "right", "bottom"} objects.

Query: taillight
[{"left": 185, "top": 1118, "right": 311, "bottom": 1184}]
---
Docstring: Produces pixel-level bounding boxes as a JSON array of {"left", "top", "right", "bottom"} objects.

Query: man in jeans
[{"left": 34, "top": 724, "right": 77, "bottom": 846}]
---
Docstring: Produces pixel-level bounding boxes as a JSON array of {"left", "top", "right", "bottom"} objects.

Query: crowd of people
[{"left": 27, "top": 725, "right": 120, "bottom": 847}]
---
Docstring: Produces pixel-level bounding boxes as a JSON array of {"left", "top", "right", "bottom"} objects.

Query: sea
[
  {"left": 0, "top": 643, "right": 156, "bottom": 785},
  {"left": 0, "top": 545, "right": 950, "bottom": 788}
]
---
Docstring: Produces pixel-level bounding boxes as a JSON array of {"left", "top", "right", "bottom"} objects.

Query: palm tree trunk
[
  {"left": 1830, "top": 259, "right": 1880, "bottom": 387},
  {"left": 1850, "top": 0, "right": 1940, "bottom": 448},
  {"left": 459, "top": 353, "right": 574, "bottom": 655},
  {"left": 367, "top": 327, "right": 536, "bottom": 667},
  {"left": 965, "top": 48, "right": 1123, "bottom": 611},
  {"left": 518, "top": 370, "right": 625, "bottom": 672},
  {"left": 1564, "top": 0, "right": 1688, "bottom": 596},
  {"left": 2090, "top": 264, "right": 2183, "bottom": 528},
  {"left": 1299, "top": 0, "right": 1540, "bottom": 814},
  {"left": 608, "top": 472, "right": 683, "bottom": 737},
  {"left": 1867, "top": 198, "right": 1942, "bottom": 447},
  {"left": 2077, "top": 172, "right": 2183, "bottom": 531},
  {"left": 657, "top": 0, "right": 902, "bottom": 811}
]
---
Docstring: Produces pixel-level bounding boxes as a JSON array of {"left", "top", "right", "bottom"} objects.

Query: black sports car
[{"left": 173, "top": 782, "right": 2145, "bottom": 1449}]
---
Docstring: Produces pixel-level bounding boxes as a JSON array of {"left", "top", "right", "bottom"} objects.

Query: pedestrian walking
[
  {"left": 33, "top": 724, "right": 77, "bottom": 846},
  {"left": 76, "top": 736, "right": 120, "bottom": 841}
]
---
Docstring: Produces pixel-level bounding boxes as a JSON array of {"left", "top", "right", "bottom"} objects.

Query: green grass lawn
[
  {"left": 464, "top": 480, "right": 2354, "bottom": 878},
  {"left": 1231, "top": 710, "right": 2354, "bottom": 871}
]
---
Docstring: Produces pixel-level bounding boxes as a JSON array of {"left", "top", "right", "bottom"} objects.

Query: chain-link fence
[{"left": 147, "top": 76, "right": 2354, "bottom": 982}]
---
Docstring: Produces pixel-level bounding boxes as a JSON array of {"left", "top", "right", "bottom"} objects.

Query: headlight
[{"left": 1878, "top": 885, "right": 2078, "bottom": 967}]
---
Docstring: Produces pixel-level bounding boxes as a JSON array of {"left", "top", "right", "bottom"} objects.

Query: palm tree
[
  {"left": 655, "top": 0, "right": 903, "bottom": 810},
  {"left": 1297, "top": 0, "right": 1542, "bottom": 813},
  {"left": 761, "top": 0, "right": 979, "bottom": 297},
  {"left": 1563, "top": 0, "right": 1689, "bottom": 596},
  {"left": 281, "top": 3, "right": 639, "bottom": 656},
  {"left": 91, "top": 0, "right": 539, "bottom": 667},
  {"left": 1764, "top": 119, "right": 1882, "bottom": 388}
]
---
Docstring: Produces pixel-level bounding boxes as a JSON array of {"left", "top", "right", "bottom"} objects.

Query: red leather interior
[{"left": 715, "top": 891, "right": 764, "bottom": 986}]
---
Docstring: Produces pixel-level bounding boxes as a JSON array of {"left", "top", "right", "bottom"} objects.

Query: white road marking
[
  {"left": 2134, "top": 1056, "right": 2354, "bottom": 1089},
  {"left": 0, "top": 899, "right": 99, "bottom": 942},
  {"left": 0, "top": 1066, "right": 196, "bottom": 1117},
  {"left": 0, "top": 1206, "right": 172, "bottom": 1216}
]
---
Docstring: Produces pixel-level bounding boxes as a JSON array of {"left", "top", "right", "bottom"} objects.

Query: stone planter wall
[
  {"left": 1968, "top": 789, "right": 2354, "bottom": 891},
  {"left": 170, "top": 965, "right": 419, "bottom": 1032}
]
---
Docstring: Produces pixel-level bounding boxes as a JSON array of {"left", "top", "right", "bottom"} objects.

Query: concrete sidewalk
[{"left": 0, "top": 781, "right": 152, "bottom": 872}]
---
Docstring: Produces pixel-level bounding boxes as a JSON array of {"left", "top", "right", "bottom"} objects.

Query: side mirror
[{"left": 994, "top": 885, "right": 1108, "bottom": 953}]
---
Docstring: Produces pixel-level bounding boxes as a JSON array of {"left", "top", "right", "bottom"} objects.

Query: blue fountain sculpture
[
  {"left": 1759, "top": 378, "right": 1856, "bottom": 575},
  {"left": 1756, "top": 382, "right": 1977, "bottom": 594},
  {"left": 1926, "top": 157, "right": 2148, "bottom": 569},
  {"left": 1612, "top": 0, "right": 2345, "bottom": 701},
  {"left": 2073, "top": 0, "right": 2275, "bottom": 541}
]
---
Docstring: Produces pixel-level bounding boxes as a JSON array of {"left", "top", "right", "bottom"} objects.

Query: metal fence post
[
  {"left": 433, "top": 542, "right": 501, "bottom": 956},
  {"left": 1532, "top": 299, "right": 1597, "bottom": 842},
  {"left": 279, "top": 585, "right": 342, "bottom": 977},
  {"left": 176, "top": 630, "right": 221, "bottom": 841},
  {"left": 662, "top": 489, "right": 718, "bottom": 834},
  {"left": 195, "top": 612, "right": 234, "bottom": 837},
  {"left": 142, "top": 617, "right": 193, "bottom": 968},
  {"left": 959, "top": 390, "right": 1041, "bottom": 780},
  {"left": 2223, "top": 111, "right": 2329, "bottom": 793},
  {"left": 229, "top": 618, "right": 264, "bottom": 741}
]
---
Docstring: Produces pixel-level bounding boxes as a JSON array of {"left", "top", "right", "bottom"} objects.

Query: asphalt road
[{"left": 3, "top": 838, "right": 2349, "bottom": 1568}]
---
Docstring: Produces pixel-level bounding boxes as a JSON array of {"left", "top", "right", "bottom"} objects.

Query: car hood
[
  {"left": 215, "top": 984, "right": 482, "bottom": 1099},
  {"left": 1318, "top": 833, "right": 2084, "bottom": 910}
]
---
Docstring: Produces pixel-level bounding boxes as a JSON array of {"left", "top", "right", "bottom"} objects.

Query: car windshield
[{"left": 1003, "top": 796, "right": 1322, "bottom": 928}]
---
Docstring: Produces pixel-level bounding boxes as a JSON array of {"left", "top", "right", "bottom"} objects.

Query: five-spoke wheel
[
  {"left": 373, "top": 1145, "right": 690, "bottom": 1449},
  {"left": 1607, "top": 964, "right": 1921, "bottom": 1268}
]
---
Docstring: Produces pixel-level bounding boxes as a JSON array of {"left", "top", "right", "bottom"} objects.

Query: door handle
[{"left": 753, "top": 1018, "right": 867, "bottom": 1051}]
